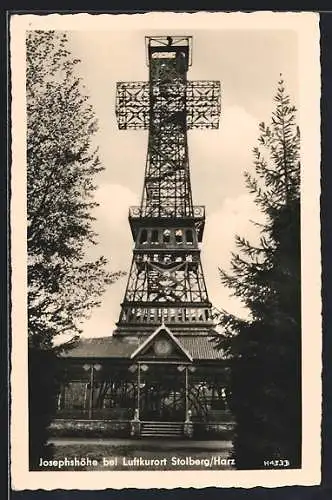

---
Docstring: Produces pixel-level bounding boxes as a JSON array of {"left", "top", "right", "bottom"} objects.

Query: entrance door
[{"left": 140, "top": 364, "right": 186, "bottom": 421}]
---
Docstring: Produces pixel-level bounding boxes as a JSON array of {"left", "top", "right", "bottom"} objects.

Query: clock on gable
[{"left": 153, "top": 338, "right": 173, "bottom": 356}]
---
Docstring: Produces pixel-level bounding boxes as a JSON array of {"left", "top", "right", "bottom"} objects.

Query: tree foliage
[
  {"left": 26, "top": 30, "right": 123, "bottom": 468},
  {"left": 27, "top": 31, "right": 122, "bottom": 350},
  {"left": 215, "top": 79, "right": 301, "bottom": 469}
]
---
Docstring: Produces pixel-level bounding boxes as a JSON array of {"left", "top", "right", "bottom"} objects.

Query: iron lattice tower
[{"left": 115, "top": 36, "right": 221, "bottom": 336}]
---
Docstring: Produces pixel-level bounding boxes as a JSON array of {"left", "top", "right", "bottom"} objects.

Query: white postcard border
[{"left": 10, "top": 11, "right": 321, "bottom": 490}]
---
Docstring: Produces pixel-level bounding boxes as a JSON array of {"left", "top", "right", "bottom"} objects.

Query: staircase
[{"left": 141, "top": 421, "right": 184, "bottom": 439}]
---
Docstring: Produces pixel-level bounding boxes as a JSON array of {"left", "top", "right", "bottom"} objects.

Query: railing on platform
[{"left": 129, "top": 205, "right": 205, "bottom": 220}]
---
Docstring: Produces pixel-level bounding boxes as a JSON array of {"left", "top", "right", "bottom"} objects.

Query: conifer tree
[
  {"left": 26, "top": 31, "right": 122, "bottom": 467},
  {"left": 215, "top": 79, "right": 301, "bottom": 469}
]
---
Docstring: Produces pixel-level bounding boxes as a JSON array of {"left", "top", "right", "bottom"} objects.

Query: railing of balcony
[{"left": 129, "top": 205, "right": 205, "bottom": 220}]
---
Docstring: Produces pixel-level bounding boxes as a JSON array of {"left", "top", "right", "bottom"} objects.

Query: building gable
[{"left": 130, "top": 324, "right": 193, "bottom": 362}]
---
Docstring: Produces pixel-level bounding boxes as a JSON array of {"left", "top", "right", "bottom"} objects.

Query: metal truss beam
[{"left": 116, "top": 80, "right": 221, "bottom": 130}]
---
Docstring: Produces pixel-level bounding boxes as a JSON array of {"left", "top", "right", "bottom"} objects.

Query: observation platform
[{"left": 128, "top": 205, "right": 205, "bottom": 242}]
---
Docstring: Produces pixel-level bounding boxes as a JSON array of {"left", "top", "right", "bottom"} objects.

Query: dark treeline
[{"left": 215, "top": 79, "right": 301, "bottom": 469}]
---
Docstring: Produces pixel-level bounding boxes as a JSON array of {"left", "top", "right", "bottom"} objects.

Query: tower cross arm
[{"left": 116, "top": 80, "right": 221, "bottom": 130}]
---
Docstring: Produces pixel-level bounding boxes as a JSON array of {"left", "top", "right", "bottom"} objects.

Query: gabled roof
[
  {"left": 177, "top": 335, "right": 223, "bottom": 360},
  {"left": 60, "top": 331, "right": 225, "bottom": 361},
  {"left": 130, "top": 323, "right": 193, "bottom": 361},
  {"left": 60, "top": 336, "right": 142, "bottom": 359}
]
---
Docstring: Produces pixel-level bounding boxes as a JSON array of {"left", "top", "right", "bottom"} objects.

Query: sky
[{"left": 64, "top": 28, "right": 299, "bottom": 338}]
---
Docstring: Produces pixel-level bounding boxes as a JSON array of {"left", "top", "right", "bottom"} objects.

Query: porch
[
  {"left": 55, "top": 325, "right": 233, "bottom": 438},
  {"left": 55, "top": 360, "right": 233, "bottom": 438}
]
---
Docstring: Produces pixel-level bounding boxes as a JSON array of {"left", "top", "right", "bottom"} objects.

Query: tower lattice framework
[{"left": 115, "top": 36, "right": 221, "bottom": 336}]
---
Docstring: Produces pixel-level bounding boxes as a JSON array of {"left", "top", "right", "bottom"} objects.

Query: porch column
[
  {"left": 185, "top": 366, "right": 189, "bottom": 420},
  {"left": 137, "top": 363, "right": 141, "bottom": 420},
  {"left": 88, "top": 364, "right": 94, "bottom": 420},
  {"left": 57, "top": 383, "right": 66, "bottom": 411}
]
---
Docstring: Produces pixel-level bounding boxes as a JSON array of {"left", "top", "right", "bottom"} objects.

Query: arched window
[
  {"left": 151, "top": 229, "right": 159, "bottom": 244},
  {"left": 163, "top": 229, "right": 171, "bottom": 243},
  {"left": 175, "top": 229, "right": 183, "bottom": 243},
  {"left": 139, "top": 229, "right": 148, "bottom": 244},
  {"left": 186, "top": 229, "right": 193, "bottom": 244}
]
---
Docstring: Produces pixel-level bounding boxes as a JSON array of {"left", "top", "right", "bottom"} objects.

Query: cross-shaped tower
[{"left": 114, "top": 36, "right": 221, "bottom": 337}]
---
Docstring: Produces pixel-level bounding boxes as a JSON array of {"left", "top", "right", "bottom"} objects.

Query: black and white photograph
[{"left": 10, "top": 11, "right": 321, "bottom": 490}]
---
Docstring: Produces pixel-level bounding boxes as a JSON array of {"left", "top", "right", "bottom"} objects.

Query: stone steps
[{"left": 141, "top": 421, "right": 184, "bottom": 438}]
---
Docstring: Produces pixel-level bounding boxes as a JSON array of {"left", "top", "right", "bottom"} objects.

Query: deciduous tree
[
  {"left": 27, "top": 30, "right": 121, "bottom": 349},
  {"left": 26, "top": 30, "right": 122, "bottom": 467}
]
